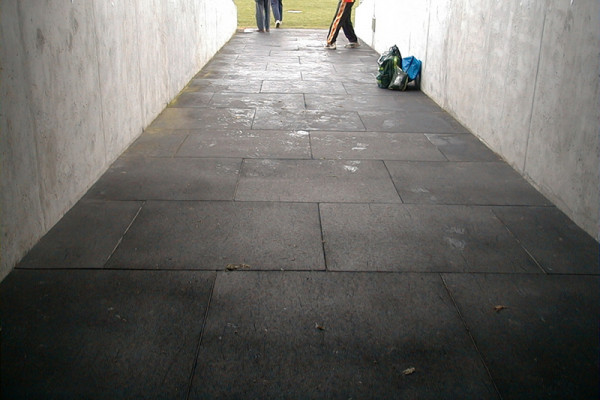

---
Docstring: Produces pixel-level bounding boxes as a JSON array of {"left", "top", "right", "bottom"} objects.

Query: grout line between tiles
[
  {"left": 317, "top": 203, "right": 328, "bottom": 271},
  {"left": 186, "top": 272, "right": 217, "bottom": 400},
  {"left": 103, "top": 201, "right": 145, "bottom": 268},
  {"left": 439, "top": 273, "right": 504, "bottom": 400}
]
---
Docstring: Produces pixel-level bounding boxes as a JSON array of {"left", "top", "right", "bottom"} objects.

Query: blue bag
[{"left": 402, "top": 56, "right": 422, "bottom": 81}]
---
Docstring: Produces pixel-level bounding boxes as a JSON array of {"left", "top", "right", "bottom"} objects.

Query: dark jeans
[
  {"left": 255, "top": 0, "right": 271, "bottom": 31},
  {"left": 271, "top": 0, "right": 283, "bottom": 22}
]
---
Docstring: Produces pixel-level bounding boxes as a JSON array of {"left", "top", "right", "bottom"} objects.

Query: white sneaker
[
  {"left": 275, "top": 20, "right": 281, "bottom": 28},
  {"left": 324, "top": 43, "right": 336, "bottom": 50},
  {"left": 344, "top": 42, "right": 360, "bottom": 48}
]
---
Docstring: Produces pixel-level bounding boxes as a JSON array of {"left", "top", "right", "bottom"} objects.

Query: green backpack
[{"left": 376, "top": 45, "right": 402, "bottom": 89}]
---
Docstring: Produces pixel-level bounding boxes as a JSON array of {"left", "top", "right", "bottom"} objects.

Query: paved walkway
[{"left": 2, "top": 29, "right": 598, "bottom": 399}]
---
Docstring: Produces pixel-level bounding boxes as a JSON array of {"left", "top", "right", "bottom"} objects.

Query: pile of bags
[{"left": 376, "top": 45, "right": 422, "bottom": 91}]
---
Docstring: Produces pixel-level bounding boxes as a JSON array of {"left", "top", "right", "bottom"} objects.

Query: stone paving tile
[
  {"left": 106, "top": 201, "right": 325, "bottom": 271},
  {"left": 124, "top": 129, "right": 189, "bottom": 157},
  {"left": 85, "top": 157, "right": 241, "bottom": 201},
  {"left": 224, "top": 69, "right": 303, "bottom": 81},
  {"left": 305, "top": 92, "right": 444, "bottom": 113},
  {"left": 425, "top": 133, "right": 501, "bottom": 162},
  {"left": 235, "top": 159, "right": 401, "bottom": 203},
  {"left": 386, "top": 161, "right": 553, "bottom": 206},
  {"left": 239, "top": 53, "right": 300, "bottom": 64},
  {"left": 442, "top": 273, "right": 599, "bottom": 400},
  {"left": 184, "top": 79, "right": 263, "bottom": 93},
  {"left": 194, "top": 62, "right": 268, "bottom": 79},
  {"left": 310, "top": 93, "right": 390, "bottom": 112},
  {"left": 269, "top": 50, "right": 318, "bottom": 58},
  {"left": 1, "top": 269, "right": 214, "bottom": 399},
  {"left": 333, "top": 63, "right": 381, "bottom": 74},
  {"left": 301, "top": 70, "right": 375, "bottom": 84},
  {"left": 320, "top": 203, "right": 541, "bottom": 273},
  {"left": 189, "top": 271, "right": 499, "bottom": 399},
  {"left": 148, "top": 107, "right": 255, "bottom": 131},
  {"left": 209, "top": 92, "right": 305, "bottom": 109},
  {"left": 253, "top": 109, "right": 365, "bottom": 131},
  {"left": 168, "top": 92, "right": 213, "bottom": 108},
  {"left": 175, "top": 130, "right": 311, "bottom": 159},
  {"left": 16, "top": 199, "right": 142, "bottom": 270},
  {"left": 267, "top": 62, "right": 335, "bottom": 73},
  {"left": 492, "top": 206, "right": 599, "bottom": 274},
  {"left": 311, "top": 131, "right": 447, "bottom": 161},
  {"left": 344, "top": 82, "right": 420, "bottom": 96},
  {"left": 261, "top": 80, "right": 347, "bottom": 94},
  {"left": 360, "top": 110, "right": 469, "bottom": 133}
]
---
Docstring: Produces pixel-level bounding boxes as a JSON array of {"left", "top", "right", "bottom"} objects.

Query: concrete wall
[
  {"left": 356, "top": 0, "right": 599, "bottom": 239},
  {"left": 0, "top": 0, "right": 238, "bottom": 281}
]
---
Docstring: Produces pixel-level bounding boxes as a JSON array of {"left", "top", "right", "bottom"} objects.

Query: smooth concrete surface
[
  {"left": 355, "top": 0, "right": 600, "bottom": 239},
  {"left": 0, "top": 0, "right": 237, "bottom": 281},
  {"left": 2, "top": 29, "right": 598, "bottom": 399}
]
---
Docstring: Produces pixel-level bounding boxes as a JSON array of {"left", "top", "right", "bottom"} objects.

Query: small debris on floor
[
  {"left": 226, "top": 263, "right": 251, "bottom": 271},
  {"left": 315, "top": 323, "right": 325, "bottom": 331},
  {"left": 494, "top": 305, "right": 508, "bottom": 313},
  {"left": 402, "top": 367, "right": 416, "bottom": 376}
]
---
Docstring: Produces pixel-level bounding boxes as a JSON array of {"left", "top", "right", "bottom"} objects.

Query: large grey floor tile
[
  {"left": 223, "top": 69, "right": 302, "bottom": 81},
  {"left": 106, "top": 201, "right": 325, "bottom": 270},
  {"left": 184, "top": 78, "right": 263, "bottom": 93},
  {"left": 344, "top": 82, "right": 419, "bottom": 96},
  {"left": 442, "top": 273, "right": 599, "bottom": 400},
  {"left": 242, "top": 54, "right": 299, "bottom": 64},
  {"left": 209, "top": 92, "right": 305, "bottom": 109},
  {"left": 86, "top": 157, "right": 241, "bottom": 201},
  {"left": 1, "top": 269, "right": 215, "bottom": 399},
  {"left": 267, "top": 62, "right": 335, "bottom": 73},
  {"left": 305, "top": 93, "right": 397, "bottom": 112},
  {"left": 16, "top": 200, "right": 142, "bottom": 269},
  {"left": 236, "top": 159, "right": 401, "bottom": 203},
  {"left": 386, "top": 161, "right": 553, "bottom": 205},
  {"left": 195, "top": 62, "right": 268, "bottom": 79},
  {"left": 425, "top": 133, "right": 501, "bottom": 161},
  {"left": 176, "top": 130, "right": 311, "bottom": 159},
  {"left": 359, "top": 110, "right": 469, "bottom": 133},
  {"left": 124, "top": 129, "right": 189, "bottom": 157},
  {"left": 320, "top": 203, "right": 541, "bottom": 273},
  {"left": 168, "top": 91, "right": 213, "bottom": 107},
  {"left": 189, "top": 271, "right": 499, "bottom": 399},
  {"left": 149, "top": 108, "right": 255, "bottom": 131},
  {"left": 261, "top": 80, "right": 347, "bottom": 94},
  {"left": 305, "top": 92, "right": 443, "bottom": 113},
  {"left": 302, "top": 70, "right": 374, "bottom": 84},
  {"left": 253, "top": 109, "right": 365, "bottom": 131},
  {"left": 311, "top": 131, "right": 447, "bottom": 161},
  {"left": 492, "top": 206, "right": 599, "bottom": 274}
]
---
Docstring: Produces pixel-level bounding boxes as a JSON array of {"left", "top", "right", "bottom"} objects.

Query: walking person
[
  {"left": 325, "top": 0, "right": 360, "bottom": 50},
  {"left": 271, "top": 0, "right": 283, "bottom": 28},
  {"left": 255, "top": 0, "right": 271, "bottom": 32}
]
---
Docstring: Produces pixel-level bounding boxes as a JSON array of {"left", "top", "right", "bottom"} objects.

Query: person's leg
[
  {"left": 326, "top": 1, "right": 347, "bottom": 46},
  {"left": 255, "top": 0, "right": 265, "bottom": 31},
  {"left": 271, "top": 0, "right": 281, "bottom": 22},
  {"left": 278, "top": 0, "right": 283, "bottom": 21},
  {"left": 263, "top": 0, "right": 271, "bottom": 31},
  {"left": 341, "top": 2, "right": 358, "bottom": 44}
]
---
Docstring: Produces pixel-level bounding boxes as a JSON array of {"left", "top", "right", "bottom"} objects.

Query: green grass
[{"left": 234, "top": 0, "right": 354, "bottom": 29}]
